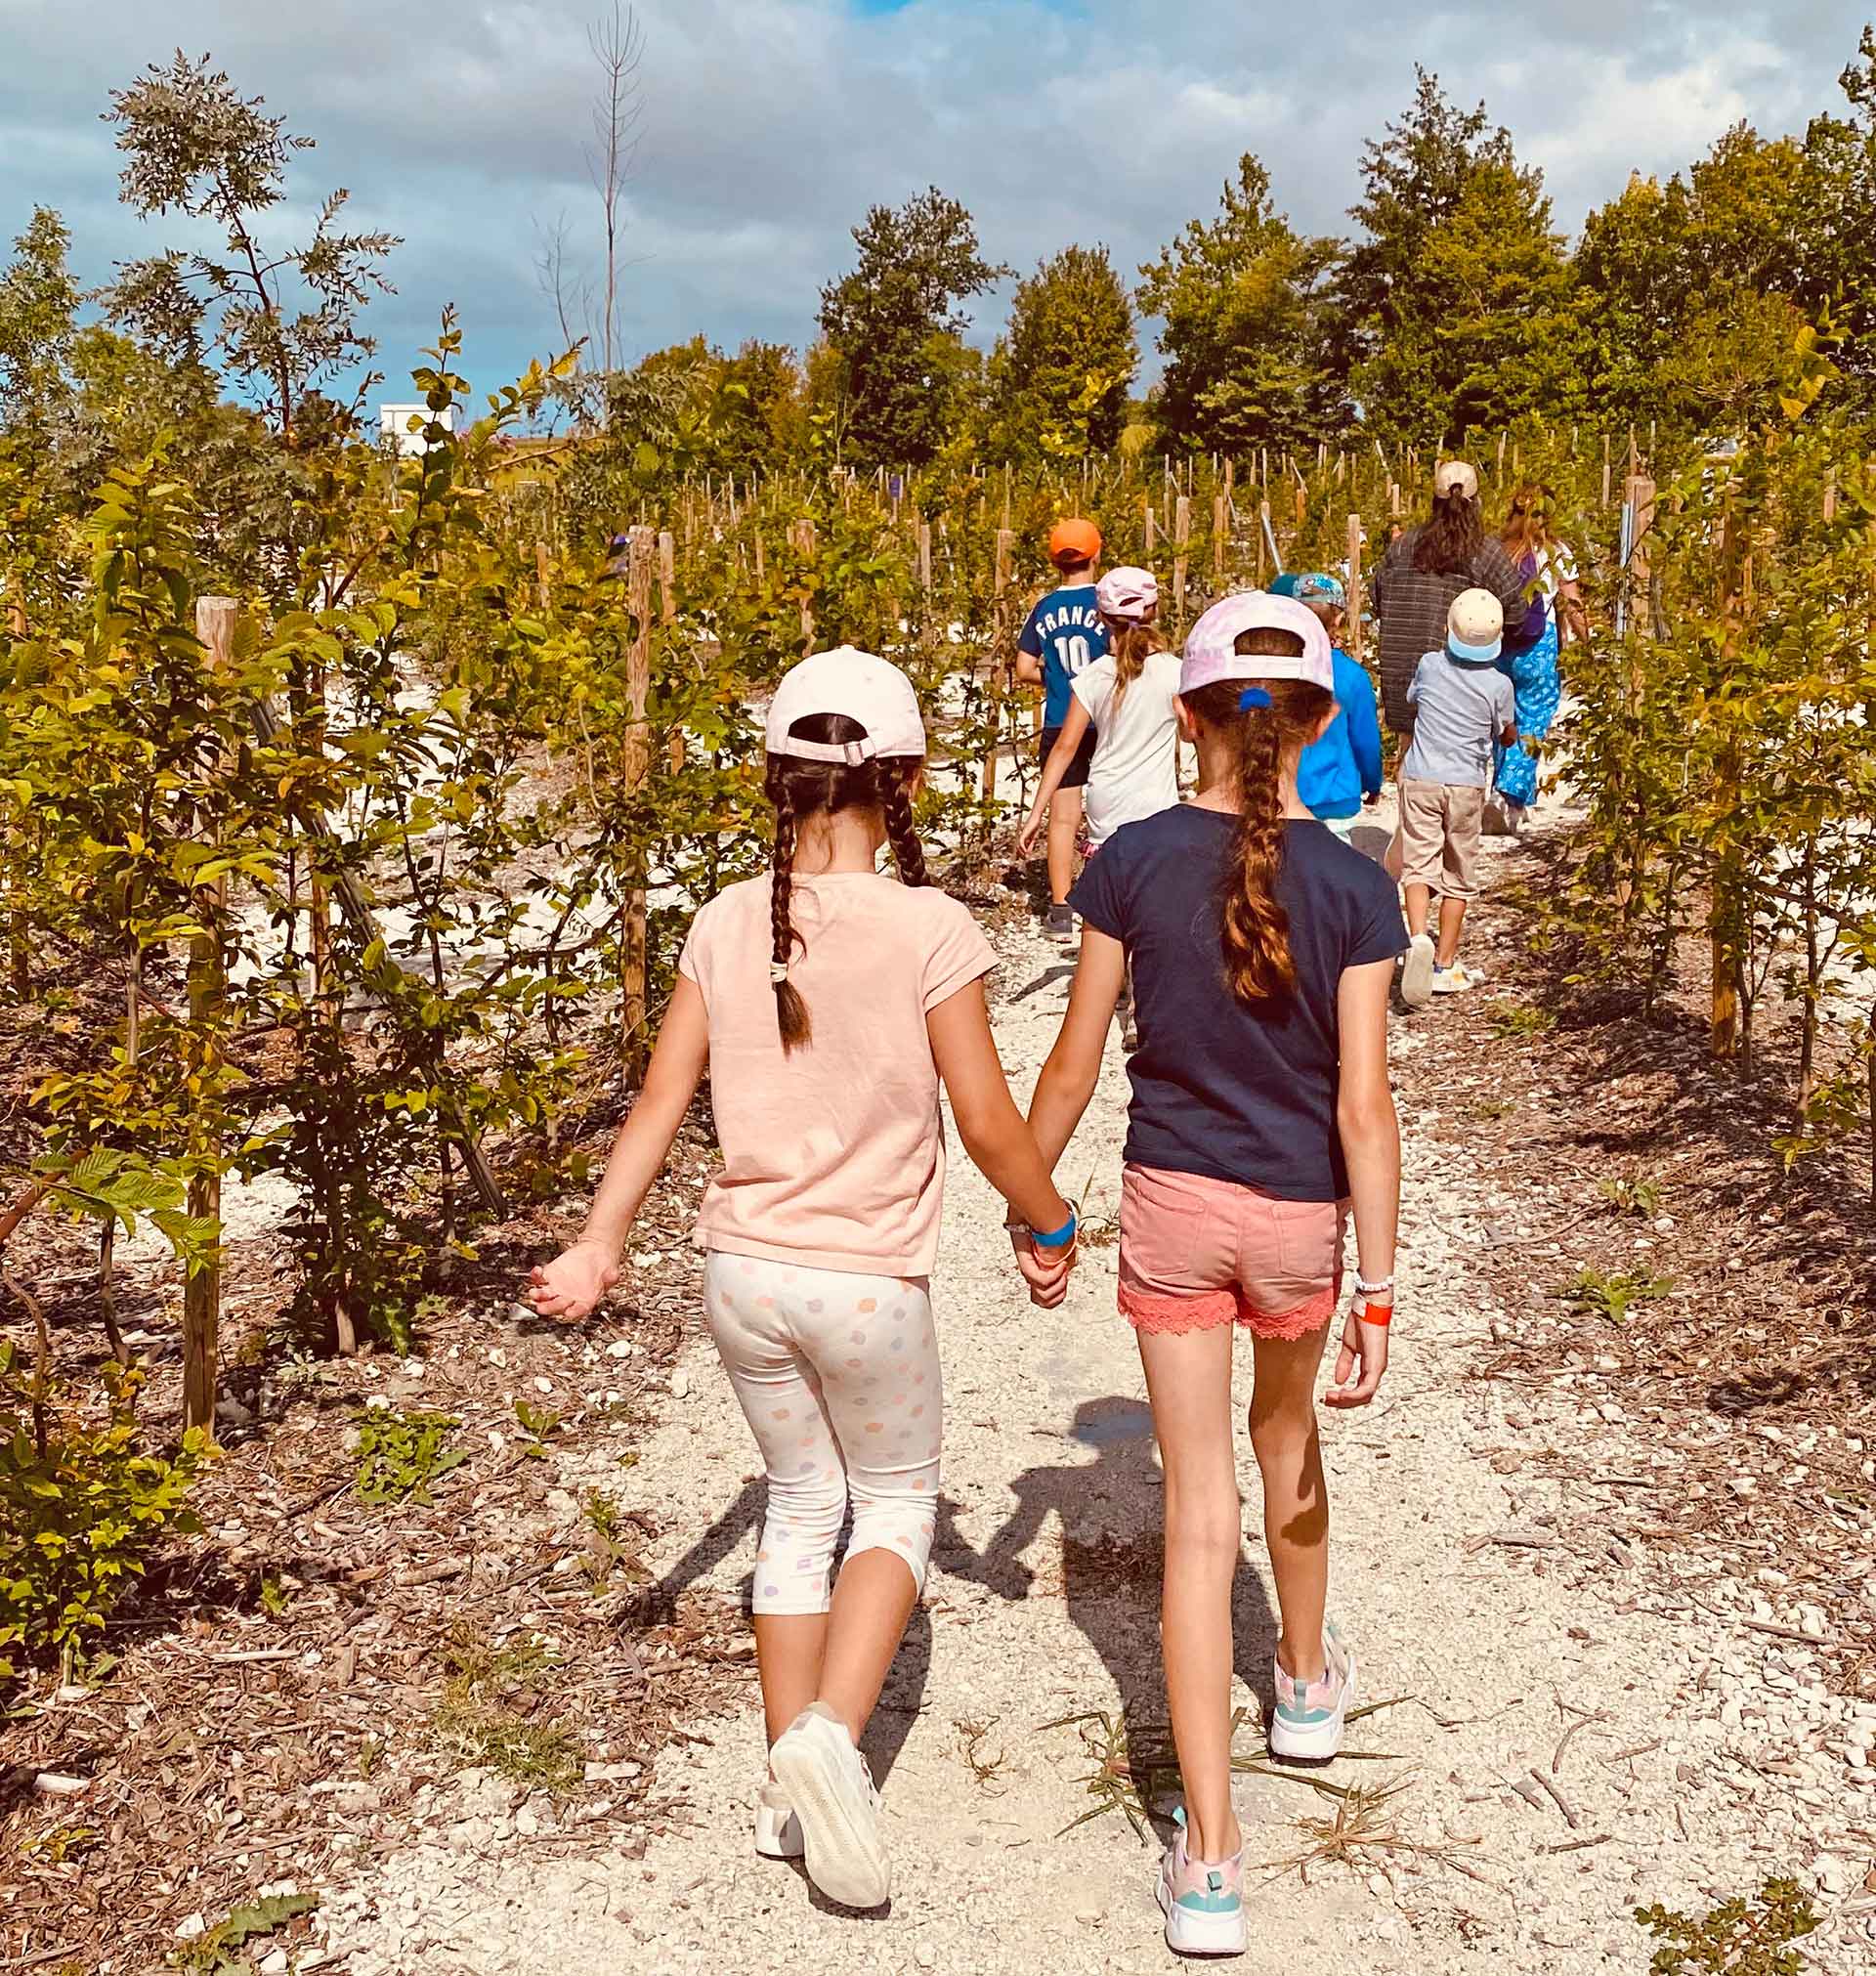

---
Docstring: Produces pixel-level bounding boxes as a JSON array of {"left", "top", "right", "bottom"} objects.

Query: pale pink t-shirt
[{"left": 676, "top": 873, "right": 997, "bottom": 1275}]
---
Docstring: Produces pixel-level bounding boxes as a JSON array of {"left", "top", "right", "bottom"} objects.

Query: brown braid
[
  {"left": 1104, "top": 618, "right": 1168, "bottom": 709},
  {"left": 761, "top": 709, "right": 928, "bottom": 1052},
  {"left": 769, "top": 791, "right": 810, "bottom": 1051},
  {"left": 1183, "top": 649, "right": 1335, "bottom": 1008},
  {"left": 880, "top": 778, "right": 928, "bottom": 888}
]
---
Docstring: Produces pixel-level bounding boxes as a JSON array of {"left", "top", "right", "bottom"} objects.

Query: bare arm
[
  {"left": 1326, "top": 956, "right": 1398, "bottom": 1407},
  {"left": 1027, "top": 928, "right": 1128, "bottom": 1169},
  {"left": 1017, "top": 697, "right": 1093, "bottom": 852},
  {"left": 927, "top": 978, "right": 1077, "bottom": 1304},
  {"left": 528, "top": 974, "right": 711, "bottom": 1319}
]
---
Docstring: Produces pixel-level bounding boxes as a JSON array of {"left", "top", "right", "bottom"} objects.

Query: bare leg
[
  {"left": 1046, "top": 786, "right": 1084, "bottom": 906},
  {"left": 1138, "top": 1321, "right": 1242, "bottom": 1865},
  {"left": 753, "top": 1614, "right": 828, "bottom": 1748},
  {"left": 816, "top": 1550, "right": 919, "bottom": 1744},
  {"left": 1434, "top": 896, "right": 1469, "bottom": 967},
  {"left": 1246, "top": 1325, "right": 1335, "bottom": 1683},
  {"left": 1403, "top": 881, "right": 1431, "bottom": 938}
]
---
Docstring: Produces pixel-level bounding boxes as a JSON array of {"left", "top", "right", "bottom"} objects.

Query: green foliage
[
  {"left": 1341, "top": 69, "right": 1577, "bottom": 441},
  {"left": 1599, "top": 1177, "right": 1664, "bottom": 1219},
  {"left": 513, "top": 1397, "right": 564, "bottom": 1458},
  {"left": 352, "top": 1407, "right": 464, "bottom": 1506},
  {"left": 1560, "top": 1268, "right": 1675, "bottom": 1326},
  {"left": 1137, "top": 154, "right": 1343, "bottom": 453},
  {"left": 1483, "top": 999, "right": 1555, "bottom": 1040},
  {"left": 988, "top": 245, "right": 1135, "bottom": 462},
  {"left": 817, "top": 186, "right": 1009, "bottom": 466},
  {"left": 173, "top": 1892, "right": 318, "bottom": 1976},
  {"left": 432, "top": 1627, "right": 582, "bottom": 1790},
  {"left": 1635, "top": 1877, "right": 1817, "bottom": 1975},
  {"left": 0, "top": 1348, "right": 207, "bottom": 1683}
]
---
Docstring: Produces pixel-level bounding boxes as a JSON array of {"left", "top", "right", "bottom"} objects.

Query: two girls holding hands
[{"left": 531, "top": 580, "right": 1402, "bottom": 1960}]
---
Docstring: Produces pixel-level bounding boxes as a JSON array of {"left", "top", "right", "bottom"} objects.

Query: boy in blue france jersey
[{"left": 1015, "top": 518, "right": 1108, "bottom": 939}]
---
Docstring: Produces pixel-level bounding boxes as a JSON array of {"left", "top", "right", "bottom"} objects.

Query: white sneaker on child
[
  {"left": 755, "top": 1779, "right": 802, "bottom": 1859},
  {"left": 1269, "top": 1623, "right": 1357, "bottom": 1763},
  {"left": 1400, "top": 932, "right": 1435, "bottom": 1009},
  {"left": 768, "top": 1701, "right": 889, "bottom": 1908}
]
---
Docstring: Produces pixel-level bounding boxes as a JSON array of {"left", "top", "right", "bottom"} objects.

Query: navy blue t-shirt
[
  {"left": 1069, "top": 807, "right": 1408, "bottom": 1201},
  {"left": 1017, "top": 584, "right": 1108, "bottom": 728}
]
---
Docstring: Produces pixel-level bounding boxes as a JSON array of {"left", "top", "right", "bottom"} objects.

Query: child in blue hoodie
[{"left": 1275, "top": 574, "right": 1383, "bottom": 836}]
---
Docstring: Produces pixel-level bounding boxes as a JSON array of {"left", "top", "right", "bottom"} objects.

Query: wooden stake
[
  {"left": 183, "top": 595, "right": 237, "bottom": 1434},
  {"left": 1172, "top": 494, "right": 1191, "bottom": 630},
  {"left": 1601, "top": 432, "right": 1612, "bottom": 510},
  {"left": 1213, "top": 493, "right": 1228, "bottom": 586},
  {"left": 1258, "top": 500, "right": 1271, "bottom": 585},
  {"left": 621, "top": 530, "right": 655, "bottom": 1083},
  {"left": 1345, "top": 514, "right": 1366, "bottom": 666},
  {"left": 987, "top": 529, "right": 1015, "bottom": 801},
  {"left": 917, "top": 520, "right": 932, "bottom": 595}
]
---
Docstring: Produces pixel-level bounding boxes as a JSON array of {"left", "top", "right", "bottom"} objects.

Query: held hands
[
  {"left": 1010, "top": 1227, "right": 1076, "bottom": 1307},
  {"left": 526, "top": 1238, "right": 620, "bottom": 1322},
  {"left": 1324, "top": 1294, "right": 1390, "bottom": 1407}
]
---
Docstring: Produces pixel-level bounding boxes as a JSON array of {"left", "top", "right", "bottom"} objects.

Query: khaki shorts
[{"left": 1396, "top": 779, "right": 1486, "bottom": 901}]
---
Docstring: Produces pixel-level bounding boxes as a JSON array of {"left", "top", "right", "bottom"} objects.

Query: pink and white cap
[
  {"left": 1095, "top": 565, "right": 1158, "bottom": 623},
  {"left": 764, "top": 645, "right": 927, "bottom": 763},
  {"left": 1180, "top": 591, "right": 1335, "bottom": 698}
]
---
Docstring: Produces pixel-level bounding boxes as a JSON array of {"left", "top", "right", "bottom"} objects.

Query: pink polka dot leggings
[{"left": 703, "top": 1251, "right": 942, "bottom": 1617}]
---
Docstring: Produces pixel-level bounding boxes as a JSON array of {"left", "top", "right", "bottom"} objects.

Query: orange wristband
[{"left": 1360, "top": 1300, "right": 1393, "bottom": 1328}]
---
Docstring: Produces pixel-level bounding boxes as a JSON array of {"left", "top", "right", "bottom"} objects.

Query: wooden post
[
  {"left": 986, "top": 528, "right": 1015, "bottom": 801},
  {"left": 1257, "top": 499, "right": 1271, "bottom": 585},
  {"left": 1144, "top": 498, "right": 1156, "bottom": 555},
  {"left": 621, "top": 530, "right": 655, "bottom": 1083},
  {"left": 183, "top": 596, "right": 237, "bottom": 1434},
  {"left": 1172, "top": 494, "right": 1191, "bottom": 630},
  {"left": 1345, "top": 514, "right": 1365, "bottom": 666},
  {"left": 1823, "top": 470, "right": 1838, "bottom": 524},
  {"left": 1710, "top": 503, "right": 1745, "bottom": 1059},
  {"left": 1615, "top": 475, "right": 1655, "bottom": 923},
  {"left": 1388, "top": 482, "right": 1401, "bottom": 519},
  {"left": 1601, "top": 432, "right": 1612, "bottom": 509},
  {"left": 917, "top": 520, "right": 932, "bottom": 597},
  {"left": 791, "top": 517, "right": 816, "bottom": 650},
  {"left": 1212, "top": 493, "right": 1228, "bottom": 587},
  {"left": 658, "top": 530, "right": 677, "bottom": 623}
]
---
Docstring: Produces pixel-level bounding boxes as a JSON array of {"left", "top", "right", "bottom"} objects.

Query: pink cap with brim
[
  {"left": 764, "top": 645, "right": 927, "bottom": 763},
  {"left": 1095, "top": 565, "right": 1158, "bottom": 622},
  {"left": 1180, "top": 592, "right": 1335, "bottom": 697}
]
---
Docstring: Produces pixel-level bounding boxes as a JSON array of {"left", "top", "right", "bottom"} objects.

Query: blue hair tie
[{"left": 1238, "top": 686, "right": 1272, "bottom": 710}]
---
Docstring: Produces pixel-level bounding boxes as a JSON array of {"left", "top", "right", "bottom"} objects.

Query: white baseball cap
[
  {"left": 1180, "top": 591, "right": 1335, "bottom": 697},
  {"left": 1447, "top": 587, "right": 1504, "bottom": 662},
  {"left": 1095, "top": 566, "right": 1158, "bottom": 623},
  {"left": 764, "top": 646, "right": 927, "bottom": 763},
  {"left": 1433, "top": 459, "right": 1479, "bottom": 500}
]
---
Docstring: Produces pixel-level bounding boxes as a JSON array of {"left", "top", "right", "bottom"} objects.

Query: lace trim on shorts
[{"left": 1116, "top": 1281, "right": 1338, "bottom": 1340}]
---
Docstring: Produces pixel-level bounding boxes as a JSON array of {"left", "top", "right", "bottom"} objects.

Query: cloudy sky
[{"left": 1, "top": 0, "right": 1868, "bottom": 406}]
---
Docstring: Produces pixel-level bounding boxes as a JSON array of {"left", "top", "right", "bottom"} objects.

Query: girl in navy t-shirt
[{"left": 1026, "top": 592, "right": 1405, "bottom": 1961}]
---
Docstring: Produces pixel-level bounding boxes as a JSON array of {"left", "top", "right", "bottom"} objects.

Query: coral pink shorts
[{"left": 1117, "top": 1163, "right": 1348, "bottom": 1341}]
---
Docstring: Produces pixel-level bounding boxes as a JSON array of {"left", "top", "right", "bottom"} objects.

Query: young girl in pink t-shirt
[{"left": 528, "top": 646, "right": 1077, "bottom": 1912}]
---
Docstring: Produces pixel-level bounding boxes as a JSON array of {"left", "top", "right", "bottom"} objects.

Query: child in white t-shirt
[{"left": 1017, "top": 566, "right": 1180, "bottom": 862}]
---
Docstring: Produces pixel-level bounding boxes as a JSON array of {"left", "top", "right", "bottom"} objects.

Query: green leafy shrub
[
  {"left": 1636, "top": 1877, "right": 1816, "bottom": 1974},
  {"left": 0, "top": 1347, "right": 208, "bottom": 1683},
  {"left": 174, "top": 1892, "right": 319, "bottom": 1975},
  {"left": 352, "top": 1407, "right": 464, "bottom": 1505},
  {"left": 1559, "top": 1267, "right": 1674, "bottom": 1325}
]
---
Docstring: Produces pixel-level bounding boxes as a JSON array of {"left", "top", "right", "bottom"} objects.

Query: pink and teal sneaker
[
  {"left": 1269, "top": 1621, "right": 1356, "bottom": 1762},
  {"left": 1157, "top": 1806, "right": 1246, "bottom": 1957}
]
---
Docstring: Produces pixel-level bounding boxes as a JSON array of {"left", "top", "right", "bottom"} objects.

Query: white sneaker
[
  {"left": 1157, "top": 1807, "right": 1247, "bottom": 1957},
  {"left": 1430, "top": 963, "right": 1475, "bottom": 996},
  {"left": 1400, "top": 932, "right": 1435, "bottom": 1008},
  {"left": 755, "top": 1779, "right": 802, "bottom": 1860},
  {"left": 767, "top": 1701, "right": 889, "bottom": 1908},
  {"left": 1268, "top": 1623, "right": 1357, "bottom": 1763}
]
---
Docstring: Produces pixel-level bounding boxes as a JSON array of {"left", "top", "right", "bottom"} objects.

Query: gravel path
[{"left": 321, "top": 802, "right": 1876, "bottom": 1975}]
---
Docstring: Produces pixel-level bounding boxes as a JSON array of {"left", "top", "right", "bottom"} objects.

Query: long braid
[
  {"left": 880, "top": 774, "right": 928, "bottom": 888},
  {"left": 769, "top": 790, "right": 811, "bottom": 1052},
  {"left": 1220, "top": 709, "right": 1297, "bottom": 1004}
]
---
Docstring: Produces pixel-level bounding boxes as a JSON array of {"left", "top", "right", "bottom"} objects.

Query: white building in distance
[{"left": 378, "top": 403, "right": 457, "bottom": 456}]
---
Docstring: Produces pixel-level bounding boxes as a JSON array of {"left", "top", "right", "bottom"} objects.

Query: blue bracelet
[{"left": 1032, "top": 1207, "right": 1078, "bottom": 1250}]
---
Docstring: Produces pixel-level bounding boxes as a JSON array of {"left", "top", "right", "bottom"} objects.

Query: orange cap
[{"left": 1048, "top": 518, "right": 1102, "bottom": 568}]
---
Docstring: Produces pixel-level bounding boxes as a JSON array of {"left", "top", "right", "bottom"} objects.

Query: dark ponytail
[
  {"left": 1183, "top": 635, "right": 1334, "bottom": 1008},
  {"left": 763, "top": 710, "right": 927, "bottom": 1053}
]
